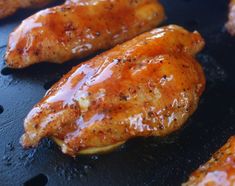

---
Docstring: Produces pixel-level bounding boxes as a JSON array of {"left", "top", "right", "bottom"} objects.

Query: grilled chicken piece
[
  {"left": 183, "top": 137, "right": 235, "bottom": 186},
  {"left": 226, "top": 0, "right": 235, "bottom": 35},
  {"left": 20, "top": 25, "right": 206, "bottom": 156},
  {"left": 0, "top": 0, "right": 53, "bottom": 19},
  {"left": 5, "top": 0, "right": 165, "bottom": 69}
]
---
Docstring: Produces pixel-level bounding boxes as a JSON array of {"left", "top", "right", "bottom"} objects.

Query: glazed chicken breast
[
  {"left": 226, "top": 0, "right": 235, "bottom": 35},
  {"left": 0, "top": 0, "right": 53, "bottom": 19},
  {"left": 5, "top": 0, "right": 165, "bottom": 68},
  {"left": 183, "top": 136, "right": 235, "bottom": 186},
  {"left": 21, "top": 25, "right": 206, "bottom": 157}
]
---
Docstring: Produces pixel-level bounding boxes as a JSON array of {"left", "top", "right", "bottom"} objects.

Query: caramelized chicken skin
[
  {"left": 0, "top": 0, "right": 53, "bottom": 19},
  {"left": 226, "top": 0, "right": 235, "bottom": 35},
  {"left": 183, "top": 136, "right": 235, "bottom": 186},
  {"left": 21, "top": 25, "right": 206, "bottom": 156},
  {"left": 5, "top": 0, "right": 165, "bottom": 68}
]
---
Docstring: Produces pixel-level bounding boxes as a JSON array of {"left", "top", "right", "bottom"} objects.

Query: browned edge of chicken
[{"left": 183, "top": 136, "right": 235, "bottom": 186}]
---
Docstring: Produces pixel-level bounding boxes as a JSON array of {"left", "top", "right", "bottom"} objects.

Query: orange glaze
[
  {"left": 21, "top": 25, "right": 206, "bottom": 156},
  {"left": 0, "top": 0, "right": 53, "bottom": 19},
  {"left": 183, "top": 136, "right": 235, "bottom": 186},
  {"left": 5, "top": 0, "right": 165, "bottom": 68}
]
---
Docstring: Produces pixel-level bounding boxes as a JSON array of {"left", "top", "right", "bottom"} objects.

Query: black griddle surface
[{"left": 0, "top": 0, "right": 235, "bottom": 185}]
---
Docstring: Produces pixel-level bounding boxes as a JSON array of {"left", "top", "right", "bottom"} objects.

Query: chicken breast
[
  {"left": 20, "top": 25, "right": 206, "bottom": 157},
  {"left": 5, "top": 0, "right": 165, "bottom": 69},
  {"left": 0, "top": 0, "right": 53, "bottom": 19},
  {"left": 183, "top": 136, "right": 235, "bottom": 186},
  {"left": 226, "top": 0, "right": 235, "bottom": 35}
]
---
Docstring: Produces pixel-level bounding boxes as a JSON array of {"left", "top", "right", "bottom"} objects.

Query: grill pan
[{"left": 0, "top": 0, "right": 234, "bottom": 185}]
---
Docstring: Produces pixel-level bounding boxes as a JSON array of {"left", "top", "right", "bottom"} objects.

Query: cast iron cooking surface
[{"left": 0, "top": 0, "right": 234, "bottom": 185}]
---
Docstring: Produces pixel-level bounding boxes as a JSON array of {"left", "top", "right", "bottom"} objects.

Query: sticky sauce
[
  {"left": 6, "top": 0, "right": 165, "bottom": 68},
  {"left": 21, "top": 25, "right": 206, "bottom": 156}
]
